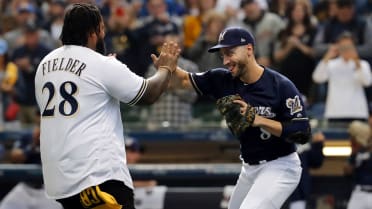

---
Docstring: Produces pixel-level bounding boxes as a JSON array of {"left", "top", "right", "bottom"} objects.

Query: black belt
[{"left": 244, "top": 151, "right": 294, "bottom": 165}]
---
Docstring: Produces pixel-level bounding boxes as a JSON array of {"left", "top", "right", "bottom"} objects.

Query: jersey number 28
[{"left": 42, "top": 81, "right": 79, "bottom": 117}]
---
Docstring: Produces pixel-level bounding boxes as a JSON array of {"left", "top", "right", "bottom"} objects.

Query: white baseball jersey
[{"left": 34, "top": 45, "right": 147, "bottom": 199}]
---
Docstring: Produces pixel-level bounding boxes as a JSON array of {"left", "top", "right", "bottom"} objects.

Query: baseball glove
[{"left": 216, "top": 95, "right": 255, "bottom": 137}]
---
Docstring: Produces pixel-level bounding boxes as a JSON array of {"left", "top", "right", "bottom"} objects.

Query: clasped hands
[{"left": 151, "top": 41, "right": 180, "bottom": 74}]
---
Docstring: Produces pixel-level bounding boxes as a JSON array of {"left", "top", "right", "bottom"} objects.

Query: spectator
[
  {"left": 125, "top": 136, "right": 157, "bottom": 187},
  {"left": 3, "top": 1, "right": 56, "bottom": 54},
  {"left": 11, "top": 23, "right": 51, "bottom": 127},
  {"left": 0, "top": 39, "right": 7, "bottom": 129},
  {"left": 274, "top": 0, "right": 317, "bottom": 100},
  {"left": 344, "top": 120, "right": 372, "bottom": 209},
  {"left": 0, "top": 112, "right": 63, "bottom": 209},
  {"left": 215, "top": 0, "right": 242, "bottom": 20},
  {"left": 288, "top": 131, "right": 325, "bottom": 209},
  {"left": 183, "top": 0, "right": 217, "bottom": 50},
  {"left": 146, "top": 33, "right": 199, "bottom": 129},
  {"left": 119, "top": 0, "right": 180, "bottom": 76},
  {"left": 104, "top": 3, "right": 135, "bottom": 54},
  {"left": 269, "top": 0, "right": 291, "bottom": 19},
  {"left": 229, "top": 0, "right": 285, "bottom": 67},
  {"left": 186, "top": 10, "right": 227, "bottom": 71},
  {"left": 138, "top": 0, "right": 186, "bottom": 17},
  {"left": 125, "top": 136, "right": 167, "bottom": 209},
  {"left": 42, "top": 0, "right": 67, "bottom": 42},
  {"left": 183, "top": 0, "right": 199, "bottom": 15},
  {"left": 312, "top": 32, "right": 372, "bottom": 122},
  {"left": 0, "top": 38, "right": 18, "bottom": 123},
  {"left": 313, "top": 0, "right": 372, "bottom": 63}
]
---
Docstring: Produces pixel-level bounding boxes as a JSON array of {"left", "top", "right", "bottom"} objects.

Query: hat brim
[
  {"left": 208, "top": 43, "right": 251, "bottom": 53},
  {"left": 207, "top": 44, "right": 236, "bottom": 53}
]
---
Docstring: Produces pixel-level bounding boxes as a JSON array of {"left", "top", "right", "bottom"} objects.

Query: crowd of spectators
[
  {"left": 1, "top": 2, "right": 372, "bottom": 209},
  {"left": 1, "top": 0, "right": 372, "bottom": 129}
]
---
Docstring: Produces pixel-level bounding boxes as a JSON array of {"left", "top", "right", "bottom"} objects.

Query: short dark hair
[
  {"left": 240, "top": 0, "right": 256, "bottom": 8},
  {"left": 60, "top": 3, "right": 102, "bottom": 46},
  {"left": 336, "top": 0, "right": 354, "bottom": 8}
]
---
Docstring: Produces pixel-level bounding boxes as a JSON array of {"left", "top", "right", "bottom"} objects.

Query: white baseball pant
[
  {"left": 289, "top": 200, "right": 306, "bottom": 209},
  {"left": 228, "top": 152, "right": 302, "bottom": 209},
  {"left": 347, "top": 185, "right": 372, "bottom": 209}
]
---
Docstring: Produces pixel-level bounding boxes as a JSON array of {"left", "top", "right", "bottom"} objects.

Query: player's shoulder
[
  {"left": 264, "top": 67, "right": 296, "bottom": 88},
  {"left": 192, "top": 68, "right": 233, "bottom": 84},
  {"left": 207, "top": 68, "right": 231, "bottom": 77}
]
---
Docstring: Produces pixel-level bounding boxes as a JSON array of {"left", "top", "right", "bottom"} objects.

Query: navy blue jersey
[
  {"left": 190, "top": 67, "right": 308, "bottom": 162},
  {"left": 349, "top": 150, "right": 372, "bottom": 186}
]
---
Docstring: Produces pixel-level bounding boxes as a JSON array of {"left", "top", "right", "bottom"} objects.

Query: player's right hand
[{"left": 151, "top": 41, "right": 180, "bottom": 73}]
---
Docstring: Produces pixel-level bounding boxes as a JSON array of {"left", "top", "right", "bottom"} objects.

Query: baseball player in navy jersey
[
  {"left": 345, "top": 121, "right": 372, "bottom": 209},
  {"left": 34, "top": 3, "right": 179, "bottom": 209},
  {"left": 154, "top": 27, "right": 311, "bottom": 209}
]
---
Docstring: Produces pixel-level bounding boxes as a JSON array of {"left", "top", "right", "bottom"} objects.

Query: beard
[
  {"left": 231, "top": 62, "right": 246, "bottom": 78},
  {"left": 96, "top": 37, "right": 106, "bottom": 55}
]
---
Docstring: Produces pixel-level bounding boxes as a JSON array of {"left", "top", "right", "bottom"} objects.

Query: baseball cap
[
  {"left": 348, "top": 121, "right": 371, "bottom": 147},
  {"left": 125, "top": 136, "right": 143, "bottom": 152},
  {"left": 17, "top": 2, "right": 35, "bottom": 13},
  {"left": 0, "top": 39, "right": 8, "bottom": 55},
  {"left": 208, "top": 27, "right": 255, "bottom": 53}
]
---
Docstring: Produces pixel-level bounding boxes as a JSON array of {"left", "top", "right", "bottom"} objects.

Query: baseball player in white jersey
[{"left": 34, "top": 3, "right": 179, "bottom": 209}]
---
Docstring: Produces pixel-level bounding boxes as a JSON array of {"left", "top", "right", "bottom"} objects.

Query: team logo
[
  {"left": 254, "top": 106, "right": 276, "bottom": 118},
  {"left": 286, "top": 95, "right": 303, "bottom": 115},
  {"left": 219, "top": 30, "right": 227, "bottom": 42}
]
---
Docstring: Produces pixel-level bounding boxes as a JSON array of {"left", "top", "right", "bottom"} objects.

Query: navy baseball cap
[
  {"left": 208, "top": 27, "right": 255, "bottom": 53},
  {"left": 125, "top": 136, "right": 143, "bottom": 153}
]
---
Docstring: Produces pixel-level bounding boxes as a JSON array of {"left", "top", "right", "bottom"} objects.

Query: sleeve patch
[{"left": 286, "top": 95, "right": 303, "bottom": 116}]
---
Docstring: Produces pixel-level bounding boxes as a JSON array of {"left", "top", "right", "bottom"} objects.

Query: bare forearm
[
  {"left": 297, "top": 43, "right": 314, "bottom": 57},
  {"left": 138, "top": 68, "right": 172, "bottom": 104},
  {"left": 253, "top": 115, "right": 283, "bottom": 137},
  {"left": 171, "top": 67, "right": 193, "bottom": 90}
]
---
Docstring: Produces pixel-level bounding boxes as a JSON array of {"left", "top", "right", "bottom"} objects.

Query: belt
[
  {"left": 243, "top": 151, "right": 295, "bottom": 165},
  {"left": 244, "top": 156, "right": 278, "bottom": 165},
  {"left": 356, "top": 185, "right": 372, "bottom": 193}
]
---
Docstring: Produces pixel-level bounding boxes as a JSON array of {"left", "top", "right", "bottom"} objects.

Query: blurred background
[{"left": 1, "top": 0, "right": 372, "bottom": 208}]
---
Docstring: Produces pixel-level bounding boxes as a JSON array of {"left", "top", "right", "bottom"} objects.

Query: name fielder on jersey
[{"left": 41, "top": 57, "right": 87, "bottom": 77}]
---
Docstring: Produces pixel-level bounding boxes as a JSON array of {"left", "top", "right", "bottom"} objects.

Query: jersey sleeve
[
  {"left": 279, "top": 77, "right": 311, "bottom": 140},
  {"left": 279, "top": 78, "right": 308, "bottom": 120},
  {"left": 99, "top": 57, "right": 147, "bottom": 105},
  {"left": 189, "top": 68, "right": 229, "bottom": 98}
]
